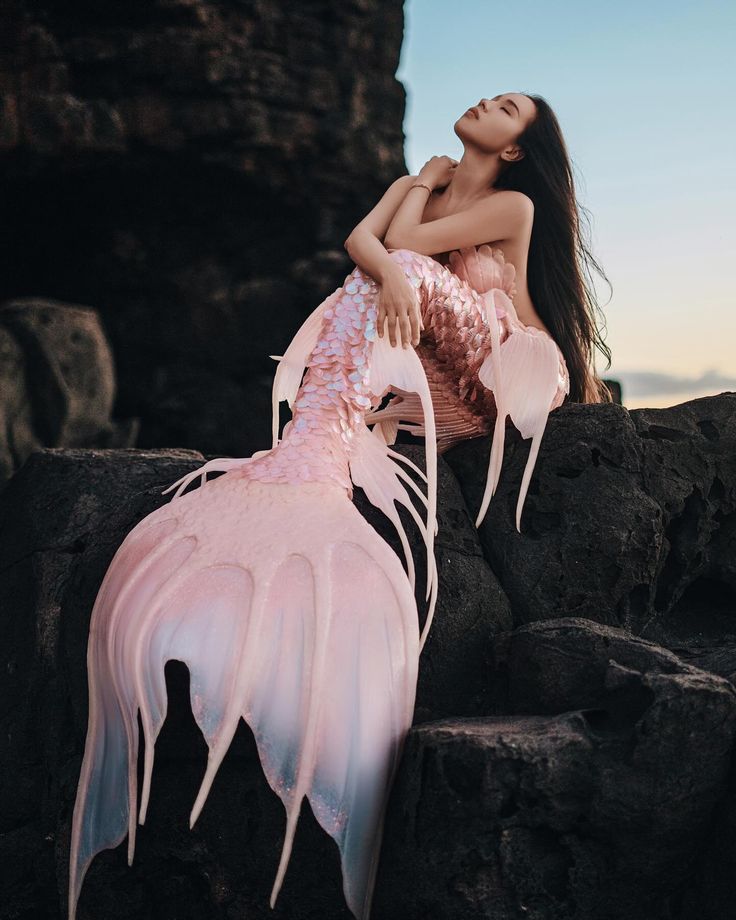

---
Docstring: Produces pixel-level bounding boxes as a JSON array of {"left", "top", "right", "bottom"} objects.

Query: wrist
[
  {"left": 414, "top": 175, "right": 435, "bottom": 191},
  {"left": 376, "top": 257, "right": 405, "bottom": 285}
]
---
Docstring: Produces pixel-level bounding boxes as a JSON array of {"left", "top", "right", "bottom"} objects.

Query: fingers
[
  {"left": 399, "top": 311, "right": 412, "bottom": 349},
  {"left": 376, "top": 298, "right": 396, "bottom": 345},
  {"left": 408, "top": 304, "right": 421, "bottom": 348},
  {"left": 386, "top": 311, "right": 398, "bottom": 347},
  {"left": 378, "top": 297, "right": 423, "bottom": 349},
  {"left": 378, "top": 297, "right": 402, "bottom": 347}
]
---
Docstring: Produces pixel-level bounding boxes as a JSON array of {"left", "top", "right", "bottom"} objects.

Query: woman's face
[{"left": 454, "top": 93, "right": 537, "bottom": 154}]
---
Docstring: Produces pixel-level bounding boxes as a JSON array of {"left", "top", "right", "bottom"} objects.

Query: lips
[{"left": 466, "top": 106, "right": 480, "bottom": 119}]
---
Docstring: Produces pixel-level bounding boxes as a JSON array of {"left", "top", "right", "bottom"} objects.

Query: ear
[{"left": 503, "top": 146, "right": 524, "bottom": 163}]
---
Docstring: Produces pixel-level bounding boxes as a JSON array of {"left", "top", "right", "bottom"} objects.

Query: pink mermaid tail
[
  {"left": 67, "top": 246, "right": 569, "bottom": 920},
  {"left": 367, "top": 245, "right": 569, "bottom": 530}
]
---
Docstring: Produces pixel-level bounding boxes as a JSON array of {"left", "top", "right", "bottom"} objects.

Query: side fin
[
  {"left": 157, "top": 290, "right": 348, "bottom": 500},
  {"left": 473, "top": 288, "right": 507, "bottom": 527},
  {"left": 348, "top": 422, "right": 439, "bottom": 654},
  {"left": 366, "top": 393, "right": 424, "bottom": 435},
  {"left": 365, "top": 333, "right": 438, "bottom": 629},
  {"left": 477, "top": 297, "right": 562, "bottom": 532},
  {"left": 269, "top": 286, "right": 343, "bottom": 447},
  {"left": 157, "top": 284, "right": 341, "bottom": 500},
  {"left": 365, "top": 381, "right": 489, "bottom": 454},
  {"left": 369, "top": 416, "right": 400, "bottom": 446},
  {"left": 161, "top": 456, "right": 256, "bottom": 500}
]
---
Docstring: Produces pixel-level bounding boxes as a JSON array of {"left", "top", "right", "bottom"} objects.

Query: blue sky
[{"left": 396, "top": 0, "right": 736, "bottom": 408}]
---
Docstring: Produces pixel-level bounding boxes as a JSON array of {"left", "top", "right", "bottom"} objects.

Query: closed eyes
[{"left": 480, "top": 98, "right": 514, "bottom": 116}]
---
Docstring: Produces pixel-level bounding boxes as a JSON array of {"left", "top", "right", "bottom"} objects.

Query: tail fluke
[
  {"left": 261, "top": 523, "right": 419, "bottom": 920},
  {"left": 68, "top": 475, "right": 420, "bottom": 920},
  {"left": 68, "top": 513, "right": 193, "bottom": 920}
]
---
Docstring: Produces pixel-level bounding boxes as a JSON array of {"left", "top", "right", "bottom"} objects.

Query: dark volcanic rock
[
  {"left": 0, "top": 298, "right": 138, "bottom": 481},
  {"left": 445, "top": 400, "right": 661, "bottom": 628},
  {"left": 1, "top": 0, "right": 408, "bottom": 460},
  {"left": 629, "top": 398, "right": 736, "bottom": 648},
  {"left": 375, "top": 617, "right": 736, "bottom": 920},
  {"left": 490, "top": 615, "right": 704, "bottom": 715},
  {"left": 443, "top": 392, "right": 736, "bottom": 651},
  {"left": 3, "top": 389, "right": 736, "bottom": 920}
]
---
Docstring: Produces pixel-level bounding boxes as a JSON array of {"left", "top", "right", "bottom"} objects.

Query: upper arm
[
  {"left": 384, "top": 190, "right": 534, "bottom": 254},
  {"left": 344, "top": 174, "right": 417, "bottom": 247}
]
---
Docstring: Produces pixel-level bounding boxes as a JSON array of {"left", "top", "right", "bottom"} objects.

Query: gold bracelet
[{"left": 411, "top": 182, "right": 433, "bottom": 194}]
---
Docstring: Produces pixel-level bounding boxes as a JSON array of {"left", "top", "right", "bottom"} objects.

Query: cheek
[{"left": 478, "top": 124, "right": 504, "bottom": 148}]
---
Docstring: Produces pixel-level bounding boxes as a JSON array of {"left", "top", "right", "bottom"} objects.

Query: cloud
[{"left": 610, "top": 368, "right": 736, "bottom": 398}]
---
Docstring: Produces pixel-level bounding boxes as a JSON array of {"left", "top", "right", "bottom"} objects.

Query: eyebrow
[{"left": 492, "top": 95, "right": 520, "bottom": 116}]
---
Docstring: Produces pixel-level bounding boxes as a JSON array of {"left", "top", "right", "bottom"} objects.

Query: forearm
[
  {"left": 383, "top": 184, "right": 431, "bottom": 249},
  {"left": 344, "top": 226, "right": 404, "bottom": 284}
]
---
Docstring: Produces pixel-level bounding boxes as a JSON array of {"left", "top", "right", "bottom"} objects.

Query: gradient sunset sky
[{"left": 396, "top": 0, "right": 735, "bottom": 408}]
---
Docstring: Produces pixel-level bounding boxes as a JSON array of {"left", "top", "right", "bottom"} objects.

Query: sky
[{"left": 395, "top": 0, "right": 736, "bottom": 409}]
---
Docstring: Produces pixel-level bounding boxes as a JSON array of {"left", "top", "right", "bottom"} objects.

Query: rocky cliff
[
  {"left": 1, "top": 392, "right": 735, "bottom": 919},
  {"left": 0, "top": 0, "right": 408, "bottom": 470}
]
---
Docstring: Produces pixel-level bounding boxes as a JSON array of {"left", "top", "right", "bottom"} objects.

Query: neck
[{"left": 440, "top": 149, "right": 503, "bottom": 205}]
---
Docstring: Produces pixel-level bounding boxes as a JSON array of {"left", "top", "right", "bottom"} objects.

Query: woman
[
  {"left": 348, "top": 91, "right": 612, "bottom": 403},
  {"left": 68, "top": 93, "right": 612, "bottom": 920}
]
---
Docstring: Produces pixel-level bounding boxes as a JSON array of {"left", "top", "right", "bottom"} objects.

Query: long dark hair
[{"left": 494, "top": 93, "right": 613, "bottom": 403}]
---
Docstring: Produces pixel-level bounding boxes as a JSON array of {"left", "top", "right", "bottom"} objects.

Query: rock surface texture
[
  {"left": 1, "top": 392, "right": 735, "bottom": 919},
  {"left": 0, "top": 2, "right": 716, "bottom": 917},
  {"left": 0, "top": 298, "right": 139, "bottom": 482},
  {"left": 0, "top": 0, "right": 408, "bottom": 469}
]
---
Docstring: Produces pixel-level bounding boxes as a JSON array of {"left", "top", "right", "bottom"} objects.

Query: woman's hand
[
  {"left": 417, "top": 155, "right": 459, "bottom": 191},
  {"left": 377, "top": 264, "right": 424, "bottom": 348}
]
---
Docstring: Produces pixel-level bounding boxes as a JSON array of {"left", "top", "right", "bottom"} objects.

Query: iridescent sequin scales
[{"left": 244, "top": 247, "right": 568, "bottom": 482}]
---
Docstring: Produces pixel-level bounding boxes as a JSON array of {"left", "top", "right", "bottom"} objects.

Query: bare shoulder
[{"left": 483, "top": 189, "right": 534, "bottom": 222}]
